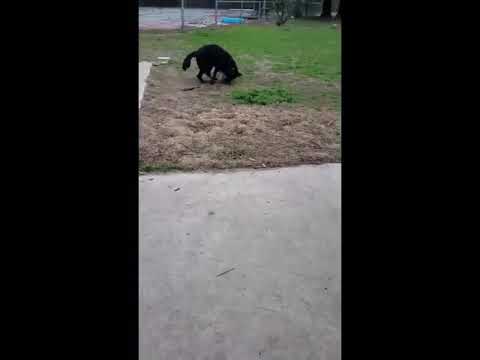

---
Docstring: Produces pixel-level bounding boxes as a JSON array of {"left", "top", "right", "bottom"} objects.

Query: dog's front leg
[{"left": 209, "top": 68, "right": 219, "bottom": 84}]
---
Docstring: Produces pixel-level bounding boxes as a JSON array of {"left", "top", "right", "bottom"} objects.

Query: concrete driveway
[{"left": 140, "top": 164, "right": 341, "bottom": 360}]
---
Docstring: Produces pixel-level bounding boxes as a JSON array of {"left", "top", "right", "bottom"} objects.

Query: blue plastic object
[{"left": 221, "top": 17, "right": 245, "bottom": 24}]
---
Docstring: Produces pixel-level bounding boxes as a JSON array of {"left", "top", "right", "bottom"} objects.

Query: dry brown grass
[{"left": 140, "top": 65, "right": 340, "bottom": 171}]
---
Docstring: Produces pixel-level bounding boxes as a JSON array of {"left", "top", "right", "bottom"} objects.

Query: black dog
[{"left": 182, "top": 44, "right": 242, "bottom": 84}]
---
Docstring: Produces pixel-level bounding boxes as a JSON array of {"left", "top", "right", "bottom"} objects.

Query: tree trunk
[
  {"left": 273, "top": 0, "right": 290, "bottom": 25},
  {"left": 293, "top": 0, "right": 303, "bottom": 17},
  {"left": 321, "top": 0, "right": 332, "bottom": 18}
]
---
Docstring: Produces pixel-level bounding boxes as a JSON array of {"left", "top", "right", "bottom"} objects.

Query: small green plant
[{"left": 232, "top": 87, "right": 295, "bottom": 105}]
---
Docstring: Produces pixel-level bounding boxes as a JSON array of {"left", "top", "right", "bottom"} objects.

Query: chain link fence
[
  {"left": 214, "top": 1, "right": 277, "bottom": 23},
  {"left": 139, "top": 1, "right": 273, "bottom": 31},
  {"left": 140, "top": 3, "right": 216, "bottom": 30},
  {"left": 139, "top": 0, "right": 339, "bottom": 31}
]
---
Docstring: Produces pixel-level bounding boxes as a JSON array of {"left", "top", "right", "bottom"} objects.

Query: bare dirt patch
[{"left": 140, "top": 65, "right": 340, "bottom": 171}]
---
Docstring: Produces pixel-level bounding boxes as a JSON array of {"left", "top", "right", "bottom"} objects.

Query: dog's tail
[{"left": 182, "top": 51, "right": 197, "bottom": 71}]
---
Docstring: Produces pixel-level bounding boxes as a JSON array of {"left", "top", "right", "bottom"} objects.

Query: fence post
[
  {"left": 181, "top": 0, "right": 185, "bottom": 32},
  {"left": 215, "top": 0, "right": 218, "bottom": 25},
  {"left": 263, "top": 0, "right": 267, "bottom": 21}
]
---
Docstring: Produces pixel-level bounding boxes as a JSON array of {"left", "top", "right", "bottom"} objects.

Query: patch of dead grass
[{"left": 140, "top": 64, "right": 340, "bottom": 171}]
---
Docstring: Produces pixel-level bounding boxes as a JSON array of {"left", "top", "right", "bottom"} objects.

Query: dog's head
[{"left": 224, "top": 62, "right": 242, "bottom": 83}]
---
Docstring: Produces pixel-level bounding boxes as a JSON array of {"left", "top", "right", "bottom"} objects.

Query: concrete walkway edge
[{"left": 139, "top": 61, "right": 152, "bottom": 109}]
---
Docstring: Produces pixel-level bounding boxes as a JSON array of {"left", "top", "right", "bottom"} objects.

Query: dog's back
[
  {"left": 197, "top": 44, "right": 232, "bottom": 66},
  {"left": 183, "top": 44, "right": 242, "bottom": 83}
]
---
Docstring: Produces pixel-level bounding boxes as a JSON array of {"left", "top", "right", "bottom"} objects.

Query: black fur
[{"left": 182, "top": 44, "right": 242, "bottom": 84}]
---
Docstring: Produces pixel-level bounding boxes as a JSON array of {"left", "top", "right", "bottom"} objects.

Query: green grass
[
  {"left": 140, "top": 20, "right": 340, "bottom": 112},
  {"left": 232, "top": 87, "right": 295, "bottom": 105},
  {"left": 140, "top": 20, "right": 340, "bottom": 82}
]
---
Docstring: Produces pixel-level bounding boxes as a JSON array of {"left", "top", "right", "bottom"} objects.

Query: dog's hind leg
[{"left": 196, "top": 71, "right": 205, "bottom": 83}]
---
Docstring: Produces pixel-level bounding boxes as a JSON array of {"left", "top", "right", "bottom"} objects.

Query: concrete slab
[
  {"left": 140, "top": 164, "right": 341, "bottom": 360},
  {"left": 139, "top": 61, "right": 152, "bottom": 109}
]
